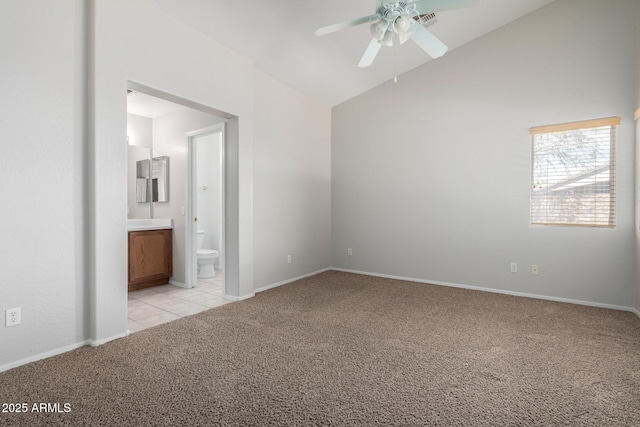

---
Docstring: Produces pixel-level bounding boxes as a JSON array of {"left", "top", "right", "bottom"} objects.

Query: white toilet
[{"left": 197, "top": 229, "right": 218, "bottom": 278}]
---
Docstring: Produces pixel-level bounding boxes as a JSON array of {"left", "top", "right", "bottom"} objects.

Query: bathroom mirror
[
  {"left": 151, "top": 156, "right": 170, "bottom": 202},
  {"left": 133, "top": 156, "right": 170, "bottom": 203},
  {"left": 135, "top": 159, "right": 150, "bottom": 203}
]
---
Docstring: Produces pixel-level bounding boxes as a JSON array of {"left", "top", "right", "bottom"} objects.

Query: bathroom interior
[{"left": 126, "top": 89, "right": 229, "bottom": 333}]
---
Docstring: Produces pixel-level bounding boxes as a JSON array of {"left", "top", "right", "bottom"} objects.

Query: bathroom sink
[{"left": 127, "top": 218, "right": 173, "bottom": 231}]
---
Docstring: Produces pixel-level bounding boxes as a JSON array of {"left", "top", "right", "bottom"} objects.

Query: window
[{"left": 530, "top": 117, "right": 619, "bottom": 227}]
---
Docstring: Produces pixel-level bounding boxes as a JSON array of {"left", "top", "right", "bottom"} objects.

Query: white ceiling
[{"left": 150, "top": 0, "right": 555, "bottom": 107}]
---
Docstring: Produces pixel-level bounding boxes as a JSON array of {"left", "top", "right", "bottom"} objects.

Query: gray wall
[{"left": 332, "top": 0, "right": 637, "bottom": 308}]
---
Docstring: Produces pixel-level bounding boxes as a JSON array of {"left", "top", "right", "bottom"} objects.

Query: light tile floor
[{"left": 127, "top": 270, "right": 230, "bottom": 333}]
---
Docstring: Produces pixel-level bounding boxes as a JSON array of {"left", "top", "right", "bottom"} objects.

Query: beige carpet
[{"left": 1, "top": 271, "right": 639, "bottom": 426}]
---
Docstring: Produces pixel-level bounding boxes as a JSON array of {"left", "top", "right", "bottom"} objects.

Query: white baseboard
[
  {"left": 633, "top": 308, "right": 640, "bottom": 319},
  {"left": 169, "top": 280, "right": 189, "bottom": 288},
  {"left": 89, "top": 331, "right": 128, "bottom": 347},
  {"left": 254, "top": 268, "right": 332, "bottom": 294},
  {"left": 224, "top": 293, "right": 255, "bottom": 302},
  {"left": 332, "top": 268, "right": 636, "bottom": 313},
  {"left": 0, "top": 340, "right": 90, "bottom": 374}
]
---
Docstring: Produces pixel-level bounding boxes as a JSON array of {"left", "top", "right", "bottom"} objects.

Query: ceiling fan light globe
[
  {"left": 380, "top": 30, "right": 394, "bottom": 47},
  {"left": 393, "top": 14, "right": 413, "bottom": 34},
  {"left": 370, "top": 20, "right": 388, "bottom": 40}
]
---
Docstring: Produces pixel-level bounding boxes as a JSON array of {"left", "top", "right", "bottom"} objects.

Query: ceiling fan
[{"left": 315, "top": 0, "right": 480, "bottom": 68}]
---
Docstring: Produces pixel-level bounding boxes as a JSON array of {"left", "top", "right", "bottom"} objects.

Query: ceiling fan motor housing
[
  {"left": 376, "top": 2, "right": 418, "bottom": 22},
  {"left": 371, "top": 2, "right": 420, "bottom": 44}
]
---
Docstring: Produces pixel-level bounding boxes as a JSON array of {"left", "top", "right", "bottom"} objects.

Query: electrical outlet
[
  {"left": 531, "top": 265, "right": 539, "bottom": 275},
  {"left": 510, "top": 263, "right": 517, "bottom": 273},
  {"left": 348, "top": 248, "right": 352, "bottom": 256},
  {"left": 6, "top": 307, "right": 21, "bottom": 327},
  {"left": 287, "top": 254, "right": 292, "bottom": 264}
]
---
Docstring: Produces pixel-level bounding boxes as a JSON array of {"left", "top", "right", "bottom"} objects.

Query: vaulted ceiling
[{"left": 150, "top": 0, "right": 555, "bottom": 107}]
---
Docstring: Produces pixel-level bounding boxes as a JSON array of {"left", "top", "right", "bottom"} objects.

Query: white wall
[
  {"left": 153, "top": 108, "right": 220, "bottom": 284},
  {"left": 196, "top": 132, "right": 223, "bottom": 268},
  {"left": 127, "top": 113, "right": 152, "bottom": 149},
  {"left": 0, "top": 0, "right": 87, "bottom": 368},
  {"left": 635, "top": 3, "right": 640, "bottom": 315},
  {"left": 90, "top": 0, "right": 258, "bottom": 344},
  {"left": 127, "top": 113, "right": 152, "bottom": 219},
  {"left": 636, "top": 115, "right": 640, "bottom": 313},
  {"left": 332, "top": 0, "right": 637, "bottom": 308},
  {"left": 1, "top": 0, "right": 332, "bottom": 371},
  {"left": 253, "top": 70, "right": 332, "bottom": 289}
]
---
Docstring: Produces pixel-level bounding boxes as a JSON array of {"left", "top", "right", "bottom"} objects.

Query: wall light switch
[{"left": 510, "top": 263, "right": 517, "bottom": 273}]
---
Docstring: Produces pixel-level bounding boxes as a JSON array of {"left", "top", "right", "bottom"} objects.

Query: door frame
[{"left": 186, "top": 123, "right": 226, "bottom": 290}]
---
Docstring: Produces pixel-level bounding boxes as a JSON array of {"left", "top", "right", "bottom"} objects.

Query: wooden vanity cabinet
[{"left": 128, "top": 229, "right": 173, "bottom": 291}]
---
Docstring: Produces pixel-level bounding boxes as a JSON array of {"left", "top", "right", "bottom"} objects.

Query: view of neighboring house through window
[{"left": 530, "top": 117, "right": 619, "bottom": 227}]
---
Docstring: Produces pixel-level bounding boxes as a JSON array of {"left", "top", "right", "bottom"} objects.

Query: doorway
[
  {"left": 125, "top": 84, "right": 234, "bottom": 333},
  {"left": 186, "top": 124, "right": 226, "bottom": 290}
]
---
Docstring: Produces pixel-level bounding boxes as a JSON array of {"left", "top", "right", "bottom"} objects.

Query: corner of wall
[{"left": 635, "top": 114, "right": 640, "bottom": 313}]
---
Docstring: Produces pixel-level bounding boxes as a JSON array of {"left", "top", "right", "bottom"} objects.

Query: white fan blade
[
  {"left": 358, "top": 38, "right": 382, "bottom": 68},
  {"left": 410, "top": 0, "right": 480, "bottom": 14},
  {"left": 410, "top": 22, "right": 448, "bottom": 58},
  {"left": 315, "top": 14, "right": 379, "bottom": 36},
  {"left": 399, "top": 29, "right": 414, "bottom": 44}
]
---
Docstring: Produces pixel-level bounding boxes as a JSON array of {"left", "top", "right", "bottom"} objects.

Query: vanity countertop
[{"left": 127, "top": 218, "right": 173, "bottom": 231}]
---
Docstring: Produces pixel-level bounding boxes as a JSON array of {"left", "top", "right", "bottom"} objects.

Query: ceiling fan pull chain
[{"left": 394, "top": 33, "right": 398, "bottom": 83}]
